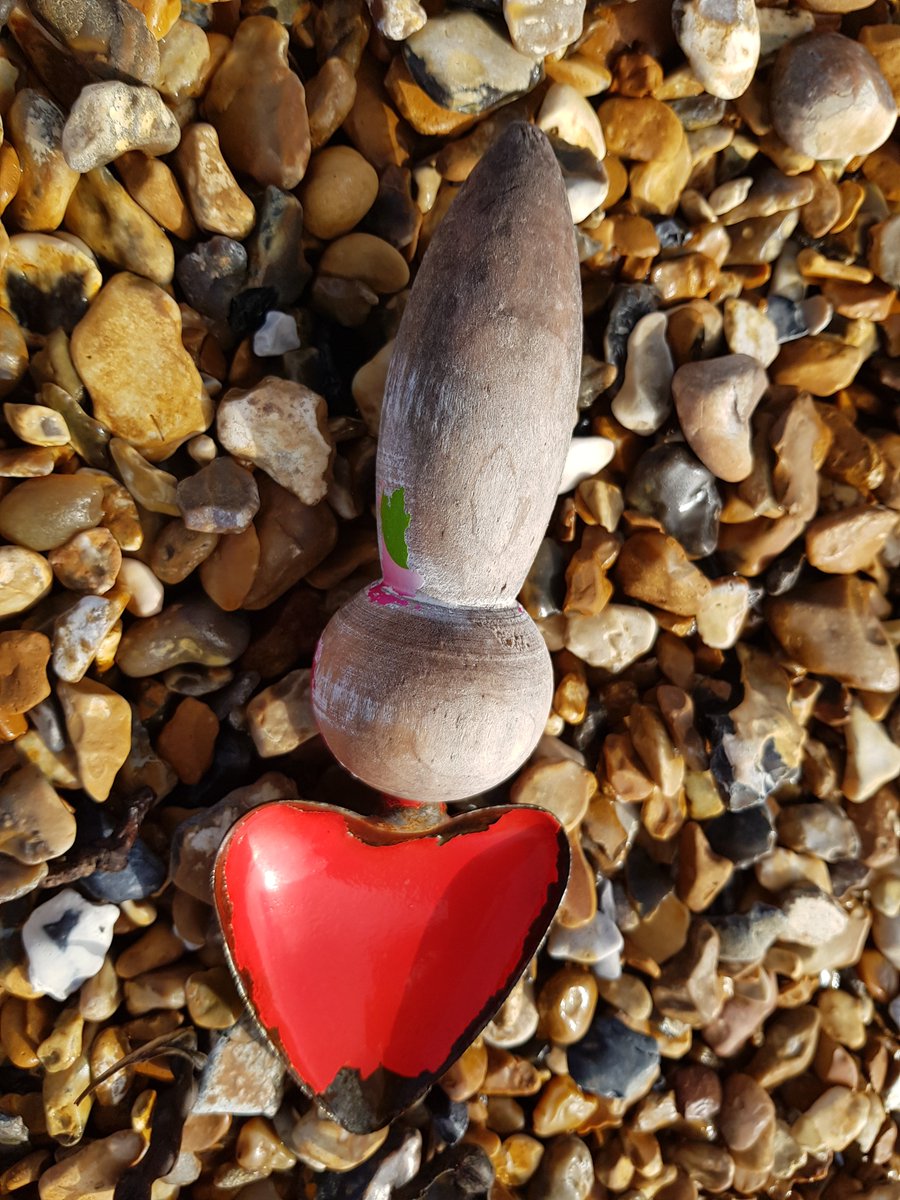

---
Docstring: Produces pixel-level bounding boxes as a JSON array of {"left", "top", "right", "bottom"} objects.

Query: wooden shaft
[
  {"left": 312, "top": 122, "right": 582, "bottom": 802},
  {"left": 376, "top": 121, "right": 582, "bottom": 607}
]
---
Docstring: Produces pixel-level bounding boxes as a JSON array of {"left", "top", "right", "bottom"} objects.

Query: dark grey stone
[
  {"left": 625, "top": 442, "right": 722, "bottom": 558},
  {"left": 568, "top": 1016, "right": 660, "bottom": 1102}
]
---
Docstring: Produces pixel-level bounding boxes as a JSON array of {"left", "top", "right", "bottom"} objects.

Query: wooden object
[{"left": 311, "top": 122, "right": 582, "bottom": 802}]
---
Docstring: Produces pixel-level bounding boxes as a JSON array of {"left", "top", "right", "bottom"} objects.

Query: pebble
[
  {"left": 558, "top": 436, "right": 615, "bottom": 493},
  {"left": 62, "top": 82, "right": 180, "bottom": 172},
  {"left": 672, "top": 354, "right": 767, "bottom": 482},
  {"left": 7, "top": 90, "right": 79, "bottom": 232},
  {"left": 23, "top": 888, "right": 118, "bottom": 1002},
  {"left": 1, "top": 233, "right": 102, "bottom": 334},
  {"left": 116, "top": 599, "right": 250, "bottom": 678},
  {"left": 71, "top": 273, "right": 211, "bottom": 462},
  {"left": 625, "top": 443, "right": 721, "bottom": 558},
  {"left": 792, "top": 1086, "right": 870, "bottom": 1154},
  {"left": 366, "top": 0, "right": 426, "bottom": 41},
  {"left": 195, "top": 1019, "right": 285, "bottom": 1117},
  {"left": 403, "top": 11, "right": 541, "bottom": 114},
  {"left": 653, "top": 921, "right": 724, "bottom": 1025},
  {"left": 216, "top": 377, "right": 333, "bottom": 506},
  {"left": 51, "top": 588, "right": 128, "bottom": 682},
  {"left": 568, "top": 1015, "right": 660, "bottom": 1103},
  {"left": 510, "top": 759, "right": 596, "bottom": 831},
  {"left": 202, "top": 16, "right": 310, "bottom": 189},
  {"left": 537, "top": 967, "right": 598, "bottom": 1045},
  {"left": 176, "top": 457, "right": 259, "bottom": 535},
  {"left": 0, "top": 763, "right": 75, "bottom": 865},
  {"left": 611, "top": 312, "right": 673, "bottom": 434},
  {"left": 0, "top": 629, "right": 51, "bottom": 716},
  {"left": 247, "top": 187, "right": 311, "bottom": 306},
  {"left": 723, "top": 298, "right": 780, "bottom": 366},
  {"left": 805, "top": 506, "right": 898, "bottom": 574},
  {"left": 246, "top": 669, "right": 317, "bottom": 759},
  {"left": 300, "top": 145, "right": 379, "bottom": 240},
  {"left": 564, "top": 605, "right": 657, "bottom": 672},
  {"left": 672, "top": 0, "right": 759, "bottom": 100},
  {"left": 243, "top": 477, "right": 337, "bottom": 609},
  {"left": 5, "top": 402, "right": 69, "bottom": 448},
  {"left": 65, "top": 167, "right": 175, "bottom": 287},
  {"left": 28, "top": 0, "right": 159, "bottom": 83},
  {"left": 616, "top": 530, "right": 710, "bottom": 616},
  {"left": 548, "top": 909, "right": 623, "bottom": 978},
  {"left": 176, "top": 236, "right": 247, "bottom": 322},
  {"left": 777, "top": 802, "right": 861, "bottom": 862},
  {"left": 767, "top": 577, "right": 899, "bottom": 692},
  {"left": 537, "top": 82, "right": 606, "bottom": 163},
  {"left": 157, "top": 697, "right": 219, "bottom": 785},
  {"left": 771, "top": 33, "right": 897, "bottom": 160},
  {"left": 283, "top": 1107, "right": 388, "bottom": 1172},
  {"left": 0, "top": 470, "right": 99, "bottom": 552},
  {"left": 116, "top": 151, "right": 195, "bottom": 241},
  {"left": 504, "top": 0, "right": 586, "bottom": 56},
  {"left": 844, "top": 703, "right": 900, "bottom": 802},
  {"left": 253, "top": 311, "right": 301, "bottom": 358},
  {"left": 175, "top": 123, "right": 256, "bottom": 241},
  {"left": 83, "top": 837, "right": 165, "bottom": 904},
  {"left": 38, "top": 1129, "right": 144, "bottom": 1200},
  {"left": 48, "top": 528, "right": 121, "bottom": 594},
  {"left": 57, "top": 677, "right": 132, "bottom": 802}
]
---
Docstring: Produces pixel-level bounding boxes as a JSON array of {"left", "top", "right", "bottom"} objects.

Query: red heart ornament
[{"left": 214, "top": 801, "right": 569, "bottom": 1133}]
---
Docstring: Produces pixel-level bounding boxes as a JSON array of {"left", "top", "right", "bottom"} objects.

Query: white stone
[
  {"left": 565, "top": 173, "right": 609, "bottom": 224},
  {"left": 23, "top": 888, "right": 118, "bottom": 1001},
  {"left": 365, "top": 0, "right": 426, "bottom": 41},
  {"left": 723, "top": 298, "right": 780, "bottom": 367},
  {"left": 565, "top": 606, "right": 658, "bottom": 671},
  {"left": 557, "top": 436, "right": 615, "bottom": 494},
  {"left": 252, "top": 310, "right": 301, "bottom": 358},
  {"left": 611, "top": 312, "right": 674, "bottom": 435},
  {"left": 537, "top": 82, "right": 606, "bottom": 162},
  {"left": 118, "top": 558, "right": 164, "bottom": 618},
  {"left": 673, "top": 0, "right": 760, "bottom": 100},
  {"left": 503, "top": 0, "right": 586, "bottom": 57}
]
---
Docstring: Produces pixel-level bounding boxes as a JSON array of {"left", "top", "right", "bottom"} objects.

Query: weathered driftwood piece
[{"left": 312, "top": 122, "right": 581, "bottom": 802}]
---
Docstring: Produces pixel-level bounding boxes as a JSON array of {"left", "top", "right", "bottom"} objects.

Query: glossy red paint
[{"left": 214, "top": 800, "right": 568, "bottom": 1131}]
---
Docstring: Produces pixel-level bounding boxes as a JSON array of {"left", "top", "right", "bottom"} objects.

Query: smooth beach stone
[
  {"left": 672, "top": 354, "right": 768, "bottom": 482},
  {"left": 116, "top": 599, "right": 250, "bottom": 678},
  {"left": 0, "top": 234, "right": 102, "bottom": 334},
  {"left": 0, "top": 764, "right": 75, "bottom": 865},
  {"left": 71, "top": 273, "right": 212, "bottom": 462},
  {"left": 202, "top": 16, "right": 310, "bottom": 190},
  {"left": 611, "top": 312, "right": 673, "bottom": 435},
  {"left": 216, "top": 377, "right": 333, "bottom": 506},
  {"left": 57, "top": 678, "right": 132, "bottom": 802},
  {"left": 176, "top": 236, "right": 247, "bottom": 322},
  {"left": 568, "top": 1015, "right": 660, "bottom": 1103},
  {"left": 246, "top": 187, "right": 311, "bottom": 306},
  {"left": 300, "top": 145, "right": 379, "bottom": 240},
  {"left": 537, "top": 81, "right": 606, "bottom": 162},
  {"left": 625, "top": 443, "right": 721, "bottom": 557},
  {"left": 0, "top": 546, "right": 53, "bottom": 616},
  {"left": 116, "top": 150, "right": 196, "bottom": 240},
  {"left": 51, "top": 588, "right": 129, "bottom": 682},
  {"left": 23, "top": 888, "right": 118, "bottom": 1002},
  {"left": 177, "top": 457, "right": 259, "bottom": 534},
  {"left": 564, "top": 605, "right": 658, "bottom": 672},
  {"left": 307, "top": 56, "right": 358, "bottom": 152},
  {"left": 673, "top": 0, "right": 759, "bottom": 99},
  {"left": 723, "top": 298, "right": 780, "bottom": 366},
  {"left": 767, "top": 577, "right": 899, "bottom": 692},
  {"left": 0, "top": 474, "right": 105, "bottom": 551},
  {"left": 366, "top": 0, "right": 426, "bottom": 40},
  {"left": 504, "top": 0, "right": 586, "bottom": 56},
  {"left": 64, "top": 166, "right": 175, "bottom": 286},
  {"left": 246, "top": 669, "right": 317, "bottom": 759},
  {"left": 0, "top": 630, "right": 50, "bottom": 719},
  {"left": 7, "top": 90, "right": 79, "bottom": 232},
  {"left": 62, "top": 82, "right": 180, "bottom": 172},
  {"left": 771, "top": 33, "right": 897, "bottom": 160},
  {"left": 156, "top": 17, "right": 211, "bottom": 100},
  {"left": 27, "top": 0, "right": 159, "bottom": 85},
  {"left": 38, "top": 1130, "right": 144, "bottom": 1200},
  {"left": 48, "top": 527, "right": 121, "bottom": 594},
  {"left": 403, "top": 11, "right": 541, "bottom": 114},
  {"left": 174, "top": 123, "right": 256, "bottom": 241}
]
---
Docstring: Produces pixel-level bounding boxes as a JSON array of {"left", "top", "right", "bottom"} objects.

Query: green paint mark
[{"left": 381, "top": 487, "right": 411, "bottom": 569}]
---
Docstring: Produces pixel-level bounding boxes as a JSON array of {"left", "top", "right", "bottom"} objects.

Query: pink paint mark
[
  {"left": 378, "top": 529, "right": 424, "bottom": 598},
  {"left": 367, "top": 581, "right": 410, "bottom": 607}
]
